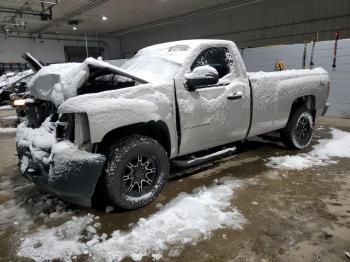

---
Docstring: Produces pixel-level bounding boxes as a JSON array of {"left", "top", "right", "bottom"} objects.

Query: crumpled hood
[
  {"left": 28, "top": 57, "right": 148, "bottom": 106},
  {"left": 57, "top": 82, "right": 160, "bottom": 114}
]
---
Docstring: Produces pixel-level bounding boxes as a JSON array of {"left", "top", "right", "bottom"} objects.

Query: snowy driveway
[{"left": 0, "top": 118, "right": 350, "bottom": 261}]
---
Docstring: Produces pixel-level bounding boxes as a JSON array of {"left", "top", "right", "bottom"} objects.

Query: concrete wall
[
  {"left": 242, "top": 39, "right": 350, "bottom": 118},
  {"left": 0, "top": 34, "right": 121, "bottom": 63},
  {"left": 119, "top": 0, "right": 350, "bottom": 57}
]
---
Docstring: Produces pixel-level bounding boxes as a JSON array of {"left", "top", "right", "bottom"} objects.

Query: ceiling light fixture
[{"left": 102, "top": 16, "right": 108, "bottom": 21}]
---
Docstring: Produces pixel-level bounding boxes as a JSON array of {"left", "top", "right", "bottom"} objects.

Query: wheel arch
[
  {"left": 97, "top": 120, "right": 172, "bottom": 157},
  {"left": 289, "top": 95, "right": 316, "bottom": 121}
]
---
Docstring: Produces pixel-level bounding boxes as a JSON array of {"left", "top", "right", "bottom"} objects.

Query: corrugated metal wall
[
  {"left": 119, "top": 0, "right": 350, "bottom": 56},
  {"left": 242, "top": 39, "right": 350, "bottom": 118}
]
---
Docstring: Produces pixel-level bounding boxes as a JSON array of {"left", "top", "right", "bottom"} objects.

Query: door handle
[{"left": 227, "top": 92, "right": 242, "bottom": 100}]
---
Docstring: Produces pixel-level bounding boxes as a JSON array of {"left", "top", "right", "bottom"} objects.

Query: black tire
[
  {"left": 280, "top": 107, "right": 314, "bottom": 149},
  {"left": 102, "top": 135, "right": 169, "bottom": 210}
]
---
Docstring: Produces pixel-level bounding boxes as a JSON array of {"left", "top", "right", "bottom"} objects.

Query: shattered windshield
[{"left": 121, "top": 46, "right": 190, "bottom": 84}]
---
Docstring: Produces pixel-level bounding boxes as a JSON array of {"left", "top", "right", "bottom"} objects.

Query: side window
[{"left": 191, "top": 47, "right": 233, "bottom": 79}]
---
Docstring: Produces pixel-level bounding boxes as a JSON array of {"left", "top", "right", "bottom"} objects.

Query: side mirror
[{"left": 185, "top": 65, "right": 219, "bottom": 91}]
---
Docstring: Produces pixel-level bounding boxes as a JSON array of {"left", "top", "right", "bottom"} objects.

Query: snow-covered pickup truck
[{"left": 17, "top": 40, "right": 330, "bottom": 209}]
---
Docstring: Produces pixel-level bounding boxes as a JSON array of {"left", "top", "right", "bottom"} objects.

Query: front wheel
[
  {"left": 102, "top": 135, "right": 169, "bottom": 210},
  {"left": 280, "top": 107, "right": 314, "bottom": 149}
]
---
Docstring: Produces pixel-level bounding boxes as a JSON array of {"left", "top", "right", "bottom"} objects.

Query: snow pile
[
  {"left": 18, "top": 215, "right": 94, "bottom": 262},
  {"left": 92, "top": 178, "right": 245, "bottom": 262},
  {"left": 0, "top": 199, "right": 33, "bottom": 228},
  {"left": 0, "top": 105, "right": 13, "bottom": 110},
  {"left": 16, "top": 117, "right": 56, "bottom": 162},
  {"left": 1, "top": 115, "right": 18, "bottom": 120},
  {"left": 266, "top": 128, "right": 350, "bottom": 170},
  {"left": 0, "top": 127, "right": 17, "bottom": 133},
  {"left": 0, "top": 193, "right": 71, "bottom": 230},
  {"left": 17, "top": 178, "right": 246, "bottom": 261},
  {"left": 50, "top": 141, "right": 102, "bottom": 162}
]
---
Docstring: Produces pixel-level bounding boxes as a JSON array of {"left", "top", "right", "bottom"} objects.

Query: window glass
[{"left": 191, "top": 47, "right": 233, "bottom": 79}]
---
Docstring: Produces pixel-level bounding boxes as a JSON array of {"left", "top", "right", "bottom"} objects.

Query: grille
[
  {"left": 56, "top": 113, "right": 75, "bottom": 142},
  {"left": 26, "top": 100, "right": 57, "bottom": 128}
]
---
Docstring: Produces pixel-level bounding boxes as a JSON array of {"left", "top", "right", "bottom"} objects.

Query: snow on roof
[{"left": 140, "top": 39, "right": 234, "bottom": 52}]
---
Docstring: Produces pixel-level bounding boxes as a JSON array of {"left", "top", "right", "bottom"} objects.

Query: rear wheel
[
  {"left": 280, "top": 107, "right": 314, "bottom": 149},
  {"left": 102, "top": 135, "right": 169, "bottom": 210}
]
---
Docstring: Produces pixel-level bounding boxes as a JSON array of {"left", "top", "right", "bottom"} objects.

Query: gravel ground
[{"left": 0, "top": 117, "right": 349, "bottom": 261}]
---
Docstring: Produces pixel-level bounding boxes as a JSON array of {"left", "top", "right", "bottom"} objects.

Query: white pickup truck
[{"left": 17, "top": 39, "right": 330, "bottom": 209}]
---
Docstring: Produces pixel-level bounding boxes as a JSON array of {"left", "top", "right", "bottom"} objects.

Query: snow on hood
[
  {"left": 28, "top": 58, "right": 148, "bottom": 106},
  {"left": 57, "top": 83, "right": 168, "bottom": 127}
]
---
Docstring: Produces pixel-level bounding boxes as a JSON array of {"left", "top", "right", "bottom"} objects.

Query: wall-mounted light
[
  {"left": 102, "top": 16, "right": 108, "bottom": 21},
  {"left": 73, "top": 26, "right": 77, "bottom": 30}
]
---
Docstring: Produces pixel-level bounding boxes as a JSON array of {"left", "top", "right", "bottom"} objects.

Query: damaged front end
[
  {"left": 16, "top": 57, "right": 150, "bottom": 206},
  {"left": 16, "top": 101, "right": 105, "bottom": 207}
]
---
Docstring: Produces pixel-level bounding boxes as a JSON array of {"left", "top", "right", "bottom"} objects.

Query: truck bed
[{"left": 247, "top": 68, "right": 329, "bottom": 137}]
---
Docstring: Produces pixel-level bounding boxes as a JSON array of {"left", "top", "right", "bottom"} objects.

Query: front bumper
[{"left": 17, "top": 143, "right": 106, "bottom": 207}]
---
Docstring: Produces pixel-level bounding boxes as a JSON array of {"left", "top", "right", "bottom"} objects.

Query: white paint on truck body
[{"left": 25, "top": 39, "right": 330, "bottom": 159}]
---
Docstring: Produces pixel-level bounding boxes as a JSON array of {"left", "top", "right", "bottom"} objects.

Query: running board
[{"left": 171, "top": 147, "right": 236, "bottom": 169}]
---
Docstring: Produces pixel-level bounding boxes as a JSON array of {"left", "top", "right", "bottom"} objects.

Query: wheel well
[
  {"left": 290, "top": 95, "right": 316, "bottom": 120},
  {"left": 97, "top": 121, "right": 171, "bottom": 156}
]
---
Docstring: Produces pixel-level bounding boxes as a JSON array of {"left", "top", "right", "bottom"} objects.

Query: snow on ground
[
  {"left": 17, "top": 178, "right": 246, "bottom": 262},
  {"left": 0, "top": 127, "right": 17, "bottom": 133},
  {"left": 1, "top": 115, "right": 18, "bottom": 120},
  {"left": 0, "top": 199, "right": 33, "bottom": 228},
  {"left": 0, "top": 105, "right": 13, "bottom": 111},
  {"left": 266, "top": 128, "right": 350, "bottom": 170},
  {"left": 0, "top": 192, "right": 71, "bottom": 230},
  {"left": 18, "top": 215, "right": 94, "bottom": 262}
]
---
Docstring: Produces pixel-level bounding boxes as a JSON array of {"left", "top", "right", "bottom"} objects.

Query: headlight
[
  {"left": 13, "top": 99, "right": 27, "bottom": 106},
  {"left": 13, "top": 98, "right": 34, "bottom": 106}
]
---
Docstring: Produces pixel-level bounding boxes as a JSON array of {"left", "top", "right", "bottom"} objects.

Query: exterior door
[{"left": 176, "top": 47, "right": 250, "bottom": 156}]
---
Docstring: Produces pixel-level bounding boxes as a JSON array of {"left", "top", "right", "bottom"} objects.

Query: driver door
[{"left": 176, "top": 47, "right": 250, "bottom": 156}]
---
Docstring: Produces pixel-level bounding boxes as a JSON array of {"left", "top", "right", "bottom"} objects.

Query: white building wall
[
  {"left": 0, "top": 35, "right": 121, "bottom": 63},
  {"left": 242, "top": 39, "right": 350, "bottom": 118}
]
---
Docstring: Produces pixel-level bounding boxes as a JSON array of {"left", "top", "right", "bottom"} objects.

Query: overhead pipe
[{"left": 1, "top": 33, "right": 109, "bottom": 47}]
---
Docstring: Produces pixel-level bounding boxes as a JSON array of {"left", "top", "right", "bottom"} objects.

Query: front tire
[
  {"left": 281, "top": 107, "right": 314, "bottom": 149},
  {"left": 102, "top": 135, "right": 169, "bottom": 210}
]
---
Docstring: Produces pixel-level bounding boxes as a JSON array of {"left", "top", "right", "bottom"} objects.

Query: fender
[{"left": 58, "top": 83, "right": 179, "bottom": 158}]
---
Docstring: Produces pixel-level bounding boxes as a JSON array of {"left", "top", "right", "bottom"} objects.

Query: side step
[{"left": 171, "top": 146, "right": 236, "bottom": 169}]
